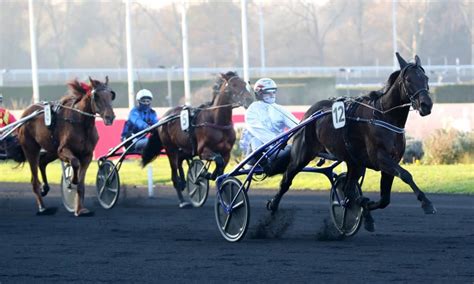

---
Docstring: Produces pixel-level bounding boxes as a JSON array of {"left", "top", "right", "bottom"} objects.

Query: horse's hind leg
[
  {"left": 39, "top": 151, "right": 58, "bottom": 197},
  {"left": 22, "top": 144, "right": 56, "bottom": 214},
  {"left": 267, "top": 140, "right": 316, "bottom": 212},
  {"left": 24, "top": 149, "right": 44, "bottom": 212},
  {"left": 167, "top": 153, "right": 190, "bottom": 208},
  {"left": 378, "top": 154, "right": 436, "bottom": 214}
]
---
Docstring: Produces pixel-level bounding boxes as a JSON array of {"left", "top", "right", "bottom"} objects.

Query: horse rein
[
  {"left": 350, "top": 99, "right": 411, "bottom": 115},
  {"left": 351, "top": 65, "right": 428, "bottom": 115}
]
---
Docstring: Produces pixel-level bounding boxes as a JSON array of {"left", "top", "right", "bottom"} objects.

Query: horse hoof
[
  {"left": 67, "top": 183, "right": 78, "bottom": 190},
  {"left": 36, "top": 207, "right": 58, "bottom": 216},
  {"left": 422, "top": 202, "right": 437, "bottom": 214},
  {"left": 178, "top": 202, "right": 192, "bottom": 209},
  {"left": 363, "top": 214, "right": 375, "bottom": 232},
  {"left": 75, "top": 208, "right": 95, "bottom": 217},
  {"left": 356, "top": 196, "right": 370, "bottom": 207},
  {"left": 41, "top": 185, "right": 50, "bottom": 197},
  {"left": 266, "top": 200, "right": 278, "bottom": 212}
]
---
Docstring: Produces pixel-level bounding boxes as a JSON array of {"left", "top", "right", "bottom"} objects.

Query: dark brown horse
[
  {"left": 17, "top": 77, "right": 116, "bottom": 216},
  {"left": 267, "top": 53, "right": 435, "bottom": 231},
  {"left": 141, "top": 71, "right": 253, "bottom": 207}
]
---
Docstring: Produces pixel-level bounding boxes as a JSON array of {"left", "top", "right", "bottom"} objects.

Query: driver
[
  {"left": 0, "top": 94, "right": 22, "bottom": 161},
  {"left": 121, "top": 89, "right": 159, "bottom": 153},
  {"left": 240, "top": 78, "right": 298, "bottom": 174},
  {"left": 0, "top": 94, "right": 16, "bottom": 128}
]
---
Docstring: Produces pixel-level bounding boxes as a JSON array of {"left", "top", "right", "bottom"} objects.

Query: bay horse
[
  {"left": 141, "top": 71, "right": 253, "bottom": 207},
  {"left": 267, "top": 53, "right": 436, "bottom": 231},
  {"left": 17, "top": 77, "right": 116, "bottom": 216}
]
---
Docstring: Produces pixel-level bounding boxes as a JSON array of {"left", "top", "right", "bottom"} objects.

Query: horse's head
[
  {"left": 219, "top": 71, "right": 254, "bottom": 108},
  {"left": 89, "top": 76, "right": 116, "bottom": 125},
  {"left": 396, "top": 53, "right": 433, "bottom": 116}
]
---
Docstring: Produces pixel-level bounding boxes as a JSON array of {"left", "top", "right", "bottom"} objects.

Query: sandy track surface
[{"left": 0, "top": 183, "right": 473, "bottom": 282}]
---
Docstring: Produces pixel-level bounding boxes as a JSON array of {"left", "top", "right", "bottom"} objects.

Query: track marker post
[{"left": 147, "top": 165, "right": 154, "bottom": 198}]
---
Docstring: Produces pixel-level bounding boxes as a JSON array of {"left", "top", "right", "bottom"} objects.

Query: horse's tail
[
  {"left": 9, "top": 142, "right": 26, "bottom": 165},
  {"left": 141, "top": 129, "right": 163, "bottom": 167}
]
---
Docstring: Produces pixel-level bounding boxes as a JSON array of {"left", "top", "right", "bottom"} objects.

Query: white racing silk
[{"left": 240, "top": 101, "right": 299, "bottom": 155}]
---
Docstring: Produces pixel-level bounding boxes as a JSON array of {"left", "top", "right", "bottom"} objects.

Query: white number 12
[{"left": 331, "top": 101, "right": 346, "bottom": 129}]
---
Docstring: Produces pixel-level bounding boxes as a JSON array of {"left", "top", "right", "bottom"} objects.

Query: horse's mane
[
  {"left": 212, "top": 77, "right": 226, "bottom": 98},
  {"left": 221, "top": 71, "right": 238, "bottom": 79},
  {"left": 367, "top": 70, "right": 401, "bottom": 101},
  {"left": 62, "top": 79, "right": 90, "bottom": 104}
]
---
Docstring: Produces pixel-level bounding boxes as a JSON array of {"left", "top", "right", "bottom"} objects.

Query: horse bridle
[
  {"left": 224, "top": 75, "right": 248, "bottom": 108},
  {"left": 89, "top": 85, "right": 116, "bottom": 114},
  {"left": 398, "top": 64, "right": 429, "bottom": 110},
  {"left": 59, "top": 85, "right": 113, "bottom": 119}
]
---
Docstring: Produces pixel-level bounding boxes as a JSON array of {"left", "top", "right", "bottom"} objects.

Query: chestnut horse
[
  {"left": 17, "top": 77, "right": 116, "bottom": 216},
  {"left": 267, "top": 53, "right": 436, "bottom": 231},
  {"left": 141, "top": 71, "right": 253, "bottom": 207}
]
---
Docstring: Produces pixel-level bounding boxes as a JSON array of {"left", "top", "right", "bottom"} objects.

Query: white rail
[{"left": 1, "top": 65, "right": 472, "bottom": 87}]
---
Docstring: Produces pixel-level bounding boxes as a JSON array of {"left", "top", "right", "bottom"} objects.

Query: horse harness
[
  {"left": 39, "top": 85, "right": 105, "bottom": 147},
  {"left": 338, "top": 96, "right": 407, "bottom": 164},
  {"left": 179, "top": 103, "right": 235, "bottom": 157}
]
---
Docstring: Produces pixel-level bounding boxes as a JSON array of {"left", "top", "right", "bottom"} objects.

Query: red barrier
[
  {"left": 94, "top": 112, "right": 306, "bottom": 159},
  {"left": 95, "top": 120, "right": 126, "bottom": 159}
]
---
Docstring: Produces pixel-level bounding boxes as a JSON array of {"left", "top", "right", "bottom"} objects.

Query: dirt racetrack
[{"left": 0, "top": 182, "right": 473, "bottom": 283}]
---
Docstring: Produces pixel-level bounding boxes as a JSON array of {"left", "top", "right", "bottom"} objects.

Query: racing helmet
[
  {"left": 136, "top": 89, "right": 153, "bottom": 102},
  {"left": 253, "top": 78, "right": 277, "bottom": 100}
]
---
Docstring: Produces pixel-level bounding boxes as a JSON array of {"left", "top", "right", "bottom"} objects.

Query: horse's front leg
[
  {"left": 378, "top": 154, "right": 436, "bottom": 214},
  {"left": 364, "top": 171, "right": 394, "bottom": 211},
  {"left": 267, "top": 143, "right": 314, "bottom": 213},
  {"left": 74, "top": 154, "right": 94, "bottom": 217},
  {"left": 342, "top": 164, "right": 376, "bottom": 232},
  {"left": 199, "top": 148, "right": 225, "bottom": 180},
  {"left": 58, "top": 146, "right": 80, "bottom": 188}
]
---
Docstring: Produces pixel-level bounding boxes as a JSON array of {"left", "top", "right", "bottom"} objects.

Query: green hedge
[
  {"left": 431, "top": 84, "right": 474, "bottom": 103},
  {"left": 0, "top": 76, "right": 336, "bottom": 109}
]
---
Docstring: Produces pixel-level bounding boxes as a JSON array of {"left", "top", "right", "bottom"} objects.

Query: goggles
[
  {"left": 262, "top": 89, "right": 277, "bottom": 95},
  {"left": 139, "top": 98, "right": 152, "bottom": 105}
]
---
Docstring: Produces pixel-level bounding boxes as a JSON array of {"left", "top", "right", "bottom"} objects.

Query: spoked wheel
[
  {"left": 214, "top": 177, "right": 250, "bottom": 242},
  {"left": 60, "top": 162, "right": 75, "bottom": 213},
  {"left": 329, "top": 173, "right": 364, "bottom": 237},
  {"left": 186, "top": 159, "right": 209, "bottom": 207},
  {"left": 96, "top": 160, "right": 120, "bottom": 209}
]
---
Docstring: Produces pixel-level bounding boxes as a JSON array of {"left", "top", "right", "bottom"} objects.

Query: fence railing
[{"left": 1, "top": 65, "right": 473, "bottom": 87}]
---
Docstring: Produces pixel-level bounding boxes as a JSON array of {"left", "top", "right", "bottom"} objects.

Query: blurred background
[
  {"left": 0, "top": 0, "right": 473, "bottom": 164},
  {"left": 0, "top": 0, "right": 472, "bottom": 108}
]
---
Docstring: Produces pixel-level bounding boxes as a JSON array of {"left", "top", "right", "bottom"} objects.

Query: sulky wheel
[
  {"left": 60, "top": 162, "right": 75, "bottom": 213},
  {"left": 96, "top": 160, "right": 120, "bottom": 209},
  {"left": 186, "top": 159, "right": 209, "bottom": 207},
  {"left": 214, "top": 177, "right": 250, "bottom": 242},
  {"left": 329, "top": 173, "right": 364, "bottom": 237}
]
